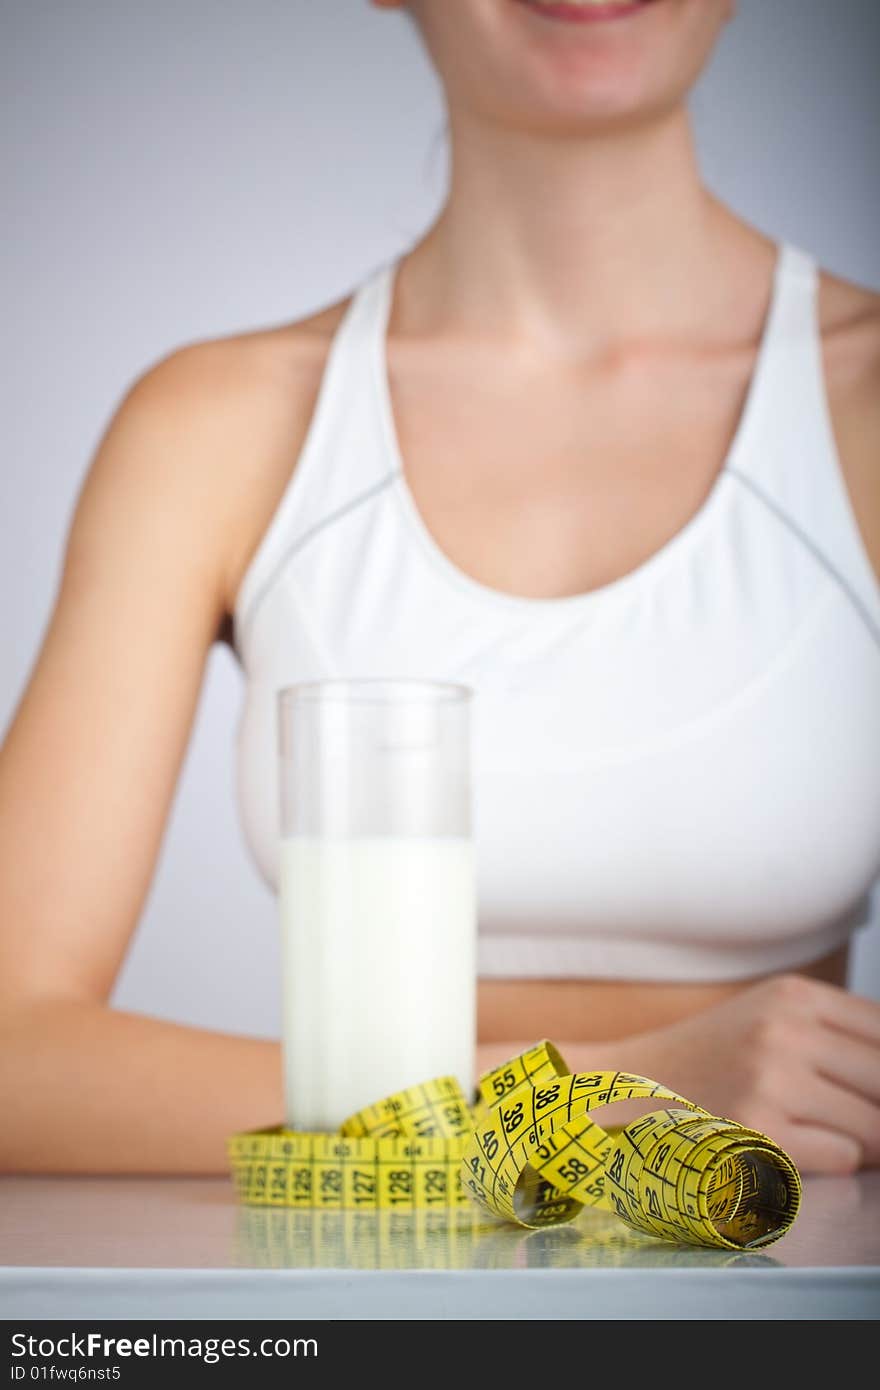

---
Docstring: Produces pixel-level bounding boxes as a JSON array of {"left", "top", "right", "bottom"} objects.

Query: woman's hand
[
  {"left": 476, "top": 973, "right": 880, "bottom": 1175},
  {"left": 594, "top": 974, "right": 880, "bottom": 1174}
]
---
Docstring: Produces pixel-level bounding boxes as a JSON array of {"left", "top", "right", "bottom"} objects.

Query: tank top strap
[
  {"left": 725, "top": 242, "right": 880, "bottom": 642},
  {"left": 769, "top": 241, "right": 818, "bottom": 332},
  {"left": 309, "top": 257, "right": 397, "bottom": 469},
  {"left": 724, "top": 242, "right": 818, "bottom": 487},
  {"left": 232, "top": 259, "right": 400, "bottom": 648},
  {"left": 338, "top": 257, "right": 396, "bottom": 363}
]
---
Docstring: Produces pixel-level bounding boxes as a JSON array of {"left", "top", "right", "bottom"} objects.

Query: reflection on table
[
  {"left": 232, "top": 1203, "right": 778, "bottom": 1271},
  {"left": 1, "top": 1171, "right": 877, "bottom": 1272}
]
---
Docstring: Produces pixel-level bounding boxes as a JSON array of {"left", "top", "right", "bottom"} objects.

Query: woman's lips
[{"left": 513, "top": 0, "right": 656, "bottom": 23}]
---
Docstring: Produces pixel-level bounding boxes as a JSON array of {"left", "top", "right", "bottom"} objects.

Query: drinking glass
[{"left": 277, "top": 679, "right": 476, "bottom": 1131}]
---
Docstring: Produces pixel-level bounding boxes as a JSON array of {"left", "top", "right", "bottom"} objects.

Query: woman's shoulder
[
  {"left": 118, "top": 293, "right": 356, "bottom": 628},
  {"left": 130, "top": 294, "right": 354, "bottom": 439}
]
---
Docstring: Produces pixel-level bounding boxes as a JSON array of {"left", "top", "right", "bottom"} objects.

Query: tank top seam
[
  {"left": 733, "top": 246, "right": 880, "bottom": 625},
  {"left": 798, "top": 255, "right": 880, "bottom": 621},
  {"left": 236, "top": 471, "right": 398, "bottom": 649},
  {"left": 726, "top": 465, "right": 880, "bottom": 652}
]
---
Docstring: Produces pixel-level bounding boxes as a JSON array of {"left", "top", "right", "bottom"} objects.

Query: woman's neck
[{"left": 406, "top": 104, "right": 743, "bottom": 353}]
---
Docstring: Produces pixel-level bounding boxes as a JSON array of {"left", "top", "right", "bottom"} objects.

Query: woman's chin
[
  {"left": 414, "top": 0, "right": 729, "bottom": 136},
  {"left": 486, "top": 0, "right": 699, "bottom": 132},
  {"left": 482, "top": 62, "right": 681, "bottom": 137}
]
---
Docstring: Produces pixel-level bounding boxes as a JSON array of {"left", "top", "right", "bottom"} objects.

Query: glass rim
[{"left": 277, "top": 678, "right": 473, "bottom": 708}]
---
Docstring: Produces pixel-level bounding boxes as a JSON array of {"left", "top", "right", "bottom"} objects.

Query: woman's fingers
[
  {"left": 809, "top": 977, "right": 880, "bottom": 1045},
  {"left": 812, "top": 1026, "right": 880, "bottom": 1105},
  {"left": 781, "top": 1124, "right": 862, "bottom": 1177},
  {"left": 791, "top": 1073, "right": 880, "bottom": 1165}
]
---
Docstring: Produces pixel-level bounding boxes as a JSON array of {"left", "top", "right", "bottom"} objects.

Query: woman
[{"left": 1, "top": 0, "right": 879, "bottom": 1177}]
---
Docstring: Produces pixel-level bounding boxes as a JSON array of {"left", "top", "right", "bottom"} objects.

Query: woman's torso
[{"left": 224, "top": 240, "right": 880, "bottom": 1037}]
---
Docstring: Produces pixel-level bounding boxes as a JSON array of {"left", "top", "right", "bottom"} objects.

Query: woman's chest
[
  {"left": 388, "top": 343, "right": 755, "bottom": 600},
  {"left": 238, "top": 519, "right": 880, "bottom": 941}
]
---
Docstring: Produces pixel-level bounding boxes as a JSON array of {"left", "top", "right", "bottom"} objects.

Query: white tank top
[{"left": 232, "top": 244, "right": 880, "bottom": 982}]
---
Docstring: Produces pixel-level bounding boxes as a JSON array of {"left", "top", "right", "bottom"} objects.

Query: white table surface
[{"left": 2, "top": 1171, "right": 878, "bottom": 1320}]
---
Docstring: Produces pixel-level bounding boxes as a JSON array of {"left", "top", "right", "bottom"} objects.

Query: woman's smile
[{"left": 513, "top": 0, "right": 661, "bottom": 25}]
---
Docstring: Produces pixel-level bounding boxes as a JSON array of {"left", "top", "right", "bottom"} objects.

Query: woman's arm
[
  {"left": 0, "top": 1001, "right": 280, "bottom": 1172},
  {"left": 0, "top": 342, "right": 294, "bottom": 1173}
]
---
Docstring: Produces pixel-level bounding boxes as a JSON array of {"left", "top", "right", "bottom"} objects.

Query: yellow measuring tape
[{"left": 227, "top": 1040, "right": 801, "bottom": 1250}]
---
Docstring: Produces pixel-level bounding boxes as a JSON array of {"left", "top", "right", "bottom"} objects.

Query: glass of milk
[{"left": 277, "top": 679, "right": 476, "bottom": 1131}]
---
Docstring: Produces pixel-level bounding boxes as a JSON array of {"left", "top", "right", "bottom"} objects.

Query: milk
[{"left": 279, "top": 835, "right": 476, "bottom": 1131}]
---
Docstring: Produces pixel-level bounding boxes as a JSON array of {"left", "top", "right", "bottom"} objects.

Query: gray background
[{"left": 2, "top": 0, "right": 879, "bottom": 1036}]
